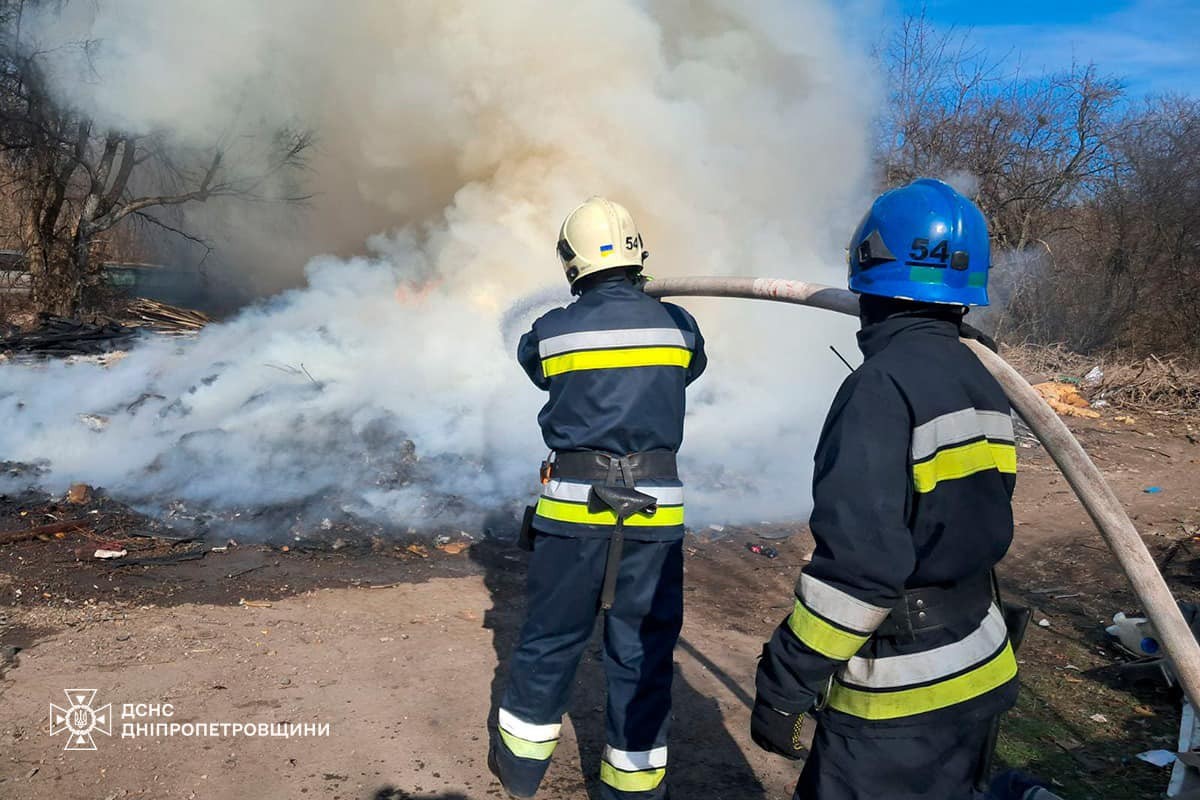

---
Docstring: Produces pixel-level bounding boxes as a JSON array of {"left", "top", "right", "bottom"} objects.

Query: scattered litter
[
  {"left": 1038, "top": 618, "right": 1051, "bottom": 627},
  {"left": 1092, "top": 399, "right": 1109, "bottom": 408},
  {"left": 93, "top": 548, "right": 127, "bottom": 559},
  {"left": 1137, "top": 749, "right": 1176, "bottom": 767},
  {"left": 320, "top": 518, "right": 333, "bottom": 530},
  {"left": 1090, "top": 713, "right": 1109, "bottom": 723},
  {"left": 239, "top": 598, "right": 272, "bottom": 609},
  {"left": 66, "top": 483, "right": 92, "bottom": 504},
  {"left": 745, "top": 543, "right": 778, "bottom": 559},
  {"left": 1107, "top": 612, "right": 1160, "bottom": 655},
  {"left": 437, "top": 541, "right": 469, "bottom": 555},
  {"left": 78, "top": 413, "right": 110, "bottom": 431},
  {"left": 331, "top": 538, "right": 347, "bottom": 551},
  {"left": 1144, "top": 486, "right": 1163, "bottom": 494},
  {"left": 708, "top": 524, "right": 725, "bottom": 532},
  {"left": 1033, "top": 382, "right": 1101, "bottom": 418},
  {"left": 210, "top": 546, "right": 228, "bottom": 553},
  {"left": 405, "top": 544, "right": 429, "bottom": 558},
  {"left": 433, "top": 534, "right": 452, "bottom": 546},
  {"left": 1053, "top": 593, "right": 1081, "bottom": 599},
  {"left": 1115, "top": 415, "right": 1137, "bottom": 425},
  {"left": 1084, "top": 366, "right": 1105, "bottom": 386}
]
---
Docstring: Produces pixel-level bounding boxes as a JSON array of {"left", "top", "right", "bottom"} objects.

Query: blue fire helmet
[{"left": 847, "top": 178, "right": 991, "bottom": 306}]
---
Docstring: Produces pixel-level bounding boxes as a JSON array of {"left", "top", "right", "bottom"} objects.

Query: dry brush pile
[{"left": 1003, "top": 343, "right": 1200, "bottom": 415}]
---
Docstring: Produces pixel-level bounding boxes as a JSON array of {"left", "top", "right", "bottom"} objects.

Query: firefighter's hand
[
  {"left": 750, "top": 699, "right": 806, "bottom": 760},
  {"left": 959, "top": 322, "right": 998, "bottom": 353}
]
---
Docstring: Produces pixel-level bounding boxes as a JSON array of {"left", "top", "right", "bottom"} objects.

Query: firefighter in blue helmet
[
  {"left": 751, "top": 179, "right": 1059, "bottom": 800},
  {"left": 489, "top": 197, "right": 706, "bottom": 799}
]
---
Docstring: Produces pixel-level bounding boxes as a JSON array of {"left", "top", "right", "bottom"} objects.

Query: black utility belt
[
  {"left": 874, "top": 572, "right": 994, "bottom": 640},
  {"left": 541, "top": 449, "right": 678, "bottom": 484}
]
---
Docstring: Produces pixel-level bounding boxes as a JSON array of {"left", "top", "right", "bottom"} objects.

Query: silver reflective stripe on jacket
[
  {"left": 910, "top": 409, "right": 1015, "bottom": 461},
  {"left": 798, "top": 573, "right": 892, "bottom": 633},
  {"left": 838, "top": 604, "right": 1009, "bottom": 689},
  {"left": 541, "top": 479, "right": 684, "bottom": 506},
  {"left": 538, "top": 327, "right": 696, "bottom": 358}
]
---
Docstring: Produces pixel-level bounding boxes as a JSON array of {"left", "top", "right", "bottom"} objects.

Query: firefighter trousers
[
  {"left": 794, "top": 715, "right": 1011, "bottom": 800},
  {"left": 491, "top": 532, "right": 683, "bottom": 799}
]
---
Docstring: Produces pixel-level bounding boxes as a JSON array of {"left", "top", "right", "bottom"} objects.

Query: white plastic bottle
[{"left": 1106, "top": 612, "right": 1161, "bottom": 656}]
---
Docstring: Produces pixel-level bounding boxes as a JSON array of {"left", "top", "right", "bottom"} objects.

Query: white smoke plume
[{"left": 1, "top": 1, "right": 877, "bottom": 536}]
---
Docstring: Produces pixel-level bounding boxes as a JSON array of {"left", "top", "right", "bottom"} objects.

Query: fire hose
[{"left": 644, "top": 275, "right": 1200, "bottom": 710}]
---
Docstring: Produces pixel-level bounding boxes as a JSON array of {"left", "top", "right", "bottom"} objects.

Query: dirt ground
[{"left": 1, "top": 413, "right": 1198, "bottom": 800}]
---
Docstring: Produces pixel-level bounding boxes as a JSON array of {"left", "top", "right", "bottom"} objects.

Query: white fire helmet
[{"left": 556, "top": 197, "right": 646, "bottom": 288}]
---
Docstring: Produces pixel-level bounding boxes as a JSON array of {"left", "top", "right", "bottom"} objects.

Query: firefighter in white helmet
[{"left": 489, "top": 197, "right": 707, "bottom": 799}]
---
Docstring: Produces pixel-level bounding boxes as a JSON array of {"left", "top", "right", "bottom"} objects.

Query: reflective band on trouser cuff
[
  {"left": 535, "top": 497, "right": 684, "bottom": 528},
  {"left": 827, "top": 641, "right": 1018, "bottom": 720},
  {"left": 600, "top": 746, "right": 667, "bottom": 793},
  {"left": 538, "top": 328, "right": 696, "bottom": 358},
  {"left": 911, "top": 440, "right": 1017, "bottom": 493},
  {"left": 786, "top": 600, "right": 870, "bottom": 660},
  {"left": 498, "top": 709, "right": 560, "bottom": 760},
  {"left": 797, "top": 573, "right": 891, "bottom": 634},
  {"left": 911, "top": 408, "right": 1014, "bottom": 462},
  {"left": 541, "top": 346, "right": 693, "bottom": 378}
]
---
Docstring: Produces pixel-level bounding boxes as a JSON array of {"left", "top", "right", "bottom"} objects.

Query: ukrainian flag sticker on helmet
[{"left": 599, "top": 244, "right": 614, "bottom": 258}]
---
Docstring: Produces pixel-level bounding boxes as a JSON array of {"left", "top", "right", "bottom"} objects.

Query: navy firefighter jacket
[
  {"left": 756, "top": 313, "right": 1020, "bottom": 733},
  {"left": 518, "top": 274, "right": 706, "bottom": 541}
]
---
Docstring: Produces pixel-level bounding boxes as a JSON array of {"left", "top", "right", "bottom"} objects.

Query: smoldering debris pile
[
  {"left": 0, "top": 300, "right": 209, "bottom": 359},
  {"left": 0, "top": 316, "right": 137, "bottom": 357}
]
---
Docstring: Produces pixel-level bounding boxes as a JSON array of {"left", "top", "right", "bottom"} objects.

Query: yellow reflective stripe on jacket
[
  {"left": 498, "top": 728, "right": 559, "bottom": 761},
  {"left": 541, "top": 346, "right": 693, "bottom": 378},
  {"left": 600, "top": 761, "right": 666, "bottom": 792},
  {"left": 535, "top": 497, "right": 684, "bottom": 527},
  {"left": 827, "top": 640, "right": 1018, "bottom": 720},
  {"left": 787, "top": 600, "right": 870, "bottom": 660},
  {"left": 911, "top": 440, "right": 1017, "bottom": 493}
]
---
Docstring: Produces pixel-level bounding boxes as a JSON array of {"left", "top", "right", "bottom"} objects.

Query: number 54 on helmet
[{"left": 848, "top": 178, "right": 992, "bottom": 307}]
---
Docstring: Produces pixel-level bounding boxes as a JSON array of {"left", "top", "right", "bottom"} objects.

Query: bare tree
[
  {"left": 879, "top": 14, "right": 1123, "bottom": 252},
  {"left": 0, "top": 0, "right": 311, "bottom": 316},
  {"left": 1009, "top": 96, "right": 1200, "bottom": 353}
]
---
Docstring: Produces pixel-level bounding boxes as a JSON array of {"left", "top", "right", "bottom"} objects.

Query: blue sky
[{"left": 896, "top": 0, "right": 1200, "bottom": 95}]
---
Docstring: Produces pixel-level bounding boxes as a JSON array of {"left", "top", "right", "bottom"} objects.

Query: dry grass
[{"left": 1003, "top": 343, "right": 1200, "bottom": 414}]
